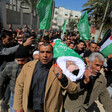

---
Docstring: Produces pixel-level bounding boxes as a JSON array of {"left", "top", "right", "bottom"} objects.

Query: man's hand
[
  {"left": 23, "top": 37, "right": 34, "bottom": 46},
  {"left": 83, "top": 69, "right": 92, "bottom": 84},
  {"left": 15, "top": 109, "right": 24, "bottom": 112},
  {"left": 108, "top": 53, "right": 112, "bottom": 58},
  {"left": 53, "top": 67, "right": 63, "bottom": 79}
]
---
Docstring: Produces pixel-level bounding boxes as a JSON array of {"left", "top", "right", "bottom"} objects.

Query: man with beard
[{"left": 13, "top": 43, "right": 78, "bottom": 112}]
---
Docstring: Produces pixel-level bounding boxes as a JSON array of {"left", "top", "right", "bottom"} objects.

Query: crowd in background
[{"left": 0, "top": 24, "right": 112, "bottom": 112}]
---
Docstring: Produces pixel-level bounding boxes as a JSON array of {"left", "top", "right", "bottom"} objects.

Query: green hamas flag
[
  {"left": 77, "top": 11, "right": 90, "bottom": 41},
  {"left": 53, "top": 40, "right": 83, "bottom": 60},
  {"left": 62, "top": 19, "right": 67, "bottom": 34},
  {"left": 36, "top": 0, "right": 53, "bottom": 29}
]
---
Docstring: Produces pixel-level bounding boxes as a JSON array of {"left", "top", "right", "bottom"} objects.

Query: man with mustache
[
  {"left": 64, "top": 52, "right": 112, "bottom": 112},
  {"left": 13, "top": 43, "right": 78, "bottom": 112}
]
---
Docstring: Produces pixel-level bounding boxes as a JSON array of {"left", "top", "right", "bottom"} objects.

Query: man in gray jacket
[
  {"left": 0, "top": 45, "right": 30, "bottom": 112},
  {"left": 64, "top": 52, "right": 112, "bottom": 112},
  {"left": 0, "top": 30, "right": 34, "bottom": 72},
  {"left": 0, "top": 30, "right": 33, "bottom": 112}
]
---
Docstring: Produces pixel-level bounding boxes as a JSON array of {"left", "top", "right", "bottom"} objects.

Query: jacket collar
[{"left": 38, "top": 60, "right": 53, "bottom": 69}]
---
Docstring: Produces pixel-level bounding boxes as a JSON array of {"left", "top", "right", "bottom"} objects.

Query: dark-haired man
[
  {"left": 66, "top": 39, "right": 71, "bottom": 46},
  {"left": 68, "top": 42, "right": 75, "bottom": 49},
  {"left": 23, "top": 27, "right": 31, "bottom": 38},
  {"left": 43, "top": 35, "right": 50, "bottom": 43},
  {"left": 0, "top": 30, "right": 34, "bottom": 112},
  {"left": 13, "top": 43, "right": 78, "bottom": 112},
  {"left": 83, "top": 42, "right": 97, "bottom": 64},
  {"left": 75, "top": 40, "right": 86, "bottom": 55},
  {"left": 0, "top": 30, "right": 34, "bottom": 71},
  {"left": 0, "top": 45, "right": 30, "bottom": 112}
]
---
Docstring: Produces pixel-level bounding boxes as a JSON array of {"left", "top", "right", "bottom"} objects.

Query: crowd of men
[{"left": 0, "top": 24, "right": 112, "bottom": 112}]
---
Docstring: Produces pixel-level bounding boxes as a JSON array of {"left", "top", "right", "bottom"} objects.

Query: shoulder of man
[
  {"left": 0, "top": 41, "right": 4, "bottom": 51},
  {"left": 23, "top": 60, "right": 38, "bottom": 68},
  {"left": 97, "top": 73, "right": 107, "bottom": 85},
  {"left": 5, "top": 60, "right": 17, "bottom": 67},
  {"left": 83, "top": 49, "right": 92, "bottom": 57},
  {"left": 0, "top": 61, "right": 17, "bottom": 71}
]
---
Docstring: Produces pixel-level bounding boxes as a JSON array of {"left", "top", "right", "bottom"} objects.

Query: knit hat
[{"left": 15, "top": 45, "right": 29, "bottom": 58}]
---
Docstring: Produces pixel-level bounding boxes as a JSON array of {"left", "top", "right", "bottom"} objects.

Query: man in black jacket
[{"left": 0, "top": 30, "right": 34, "bottom": 112}]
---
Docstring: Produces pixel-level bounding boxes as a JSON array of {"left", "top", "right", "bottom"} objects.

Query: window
[
  {"left": 65, "top": 14, "right": 68, "bottom": 16},
  {"left": 54, "top": 17, "right": 57, "bottom": 21},
  {"left": 55, "top": 11, "right": 58, "bottom": 15}
]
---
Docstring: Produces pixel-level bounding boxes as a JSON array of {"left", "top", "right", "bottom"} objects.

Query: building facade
[
  {"left": 0, "top": 1, "right": 81, "bottom": 31},
  {"left": 52, "top": 7, "right": 81, "bottom": 30},
  {"left": 0, "top": 0, "right": 39, "bottom": 31}
]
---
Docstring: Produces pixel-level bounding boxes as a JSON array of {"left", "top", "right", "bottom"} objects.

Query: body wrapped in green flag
[{"left": 53, "top": 40, "right": 85, "bottom": 81}]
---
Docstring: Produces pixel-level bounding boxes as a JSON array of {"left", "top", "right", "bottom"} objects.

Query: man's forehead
[
  {"left": 16, "top": 58, "right": 26, "bottom": 61},
  {"left": 39, "top": 45, "right": 52, "bottom": 50},
  {"left": 6, "top": 35, "right": 12, "bottom": 37},
  {"left": 79, "top": 42, "right": 84, "bottom": 45},
  {"left": 93, "top": 57, "right": 103, "bottom": 64},
  {"left": 91, "top": 43, "right": 97, "bottom": 46}
]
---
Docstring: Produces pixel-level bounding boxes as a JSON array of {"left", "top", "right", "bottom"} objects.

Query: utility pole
[
  {"left": 97, "top": 0, "right": 110, "bottom": 41},
  {"left": 16, "top": 0, "right": 17, "bottom": 11}
]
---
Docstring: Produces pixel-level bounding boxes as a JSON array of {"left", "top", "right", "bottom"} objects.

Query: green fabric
[
  {"left": 36, "top": 0, "right": 52, "bottom": 29},
  {"left": 77, "top": 11, "right": 90, "bottom": 41},
  {"left": 101, "top": 43, "right": 112, "bottom": 57},
  {"left": 53, "top": 40, "right": 83, "bottom": 60},
  {"left": 62, "top": 19, "right": 67, "bottom": 34}
]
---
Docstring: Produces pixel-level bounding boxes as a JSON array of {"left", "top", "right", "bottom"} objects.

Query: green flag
[
  {"left": 36, "top": 0, "right": 53, "bottom": 29},
  {"left": 53, "top": 40, "right": 83, "bottom": 60},
  {"left": 62, "top": 19, "right": 67, "bottom": 34},
  {"left": 77, "top": 11, "right": 90, "bottom": 41}
]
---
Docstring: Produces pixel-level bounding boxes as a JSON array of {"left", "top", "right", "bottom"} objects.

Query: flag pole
[{"left": 43, "top": 29, "right": 45, "bottom": 36}]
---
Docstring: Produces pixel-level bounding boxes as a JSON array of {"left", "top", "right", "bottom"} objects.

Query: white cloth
[
  {"left": 56, "top": 56, "right": 85, "bottom": 82},
  {"left": 33, "top": 50, "right": 39, "bottom": 55}
]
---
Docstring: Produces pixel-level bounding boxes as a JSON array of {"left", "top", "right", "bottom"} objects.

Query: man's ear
[
  {"left": 1, "top": 37, "right": 4, "bottom": 41},
  {"left": 2, "top": 37, "right": 5, "bottom": 44},
  {"left": 86, "top": 59, "right": 90, "bottom": 67}
]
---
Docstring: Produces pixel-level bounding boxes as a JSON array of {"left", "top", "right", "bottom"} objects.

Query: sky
[{"left": 55, "top": 0, "right": 88, "bottom": 12}]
